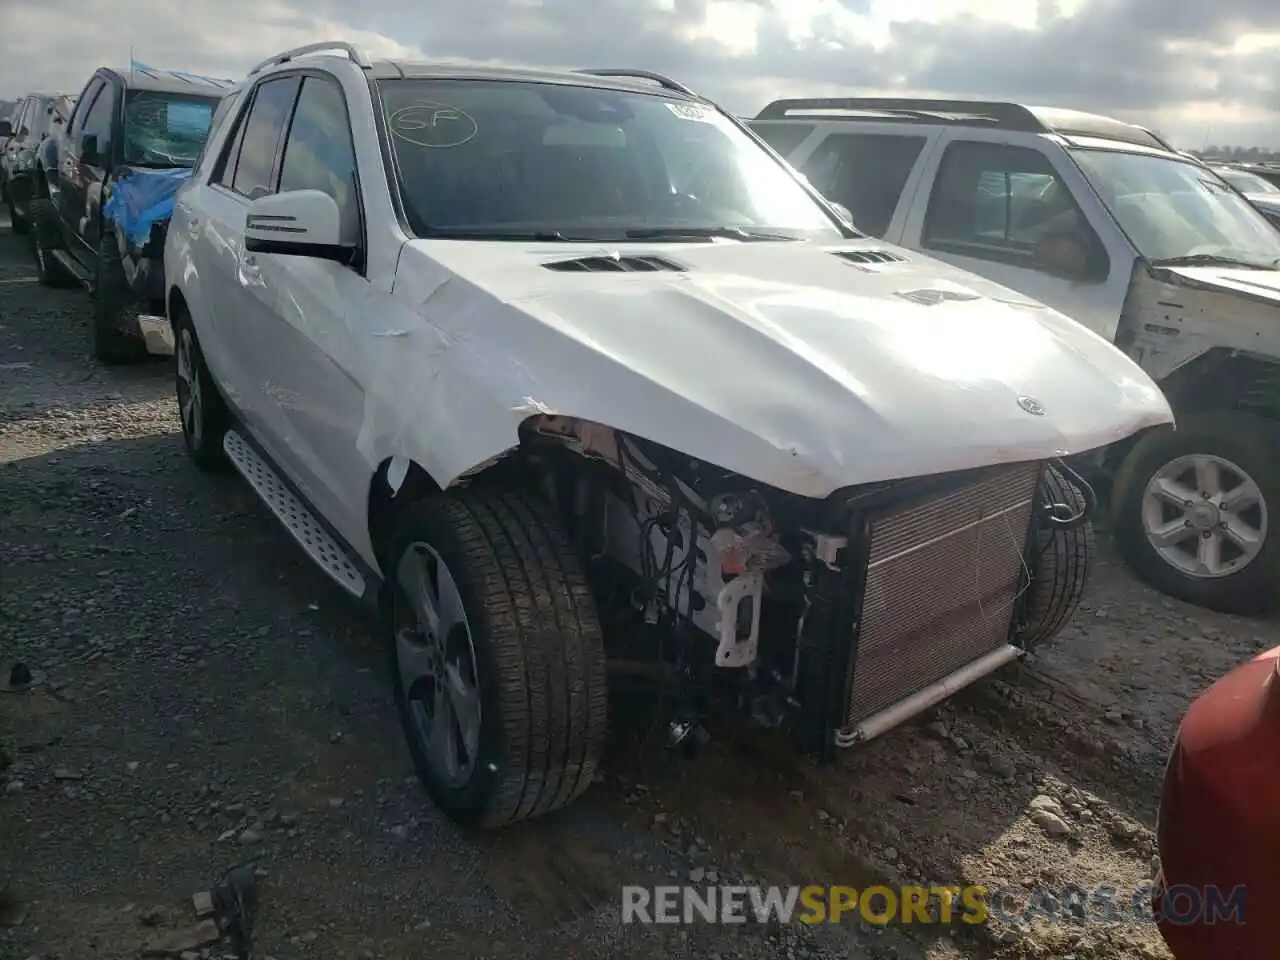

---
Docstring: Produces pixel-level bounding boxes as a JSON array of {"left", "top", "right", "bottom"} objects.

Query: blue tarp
[{"left": 102, "top": 167, "right": 193, "bottom": 249}]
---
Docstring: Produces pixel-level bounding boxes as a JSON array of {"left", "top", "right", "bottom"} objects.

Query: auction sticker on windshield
[
  {"left": 388, "top": 102, "right": 478, "bottom": 148},
  {"left": 666, "top": 102, "right": 714, "bottom": 122}
]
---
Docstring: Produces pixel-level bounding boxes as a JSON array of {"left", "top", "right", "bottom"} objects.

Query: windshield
[
  {"left": 376, "top": 79, "right": 845, "bottom": 241},
  {"left": 1216, "top": 167, "right": 1280, "bottom": 195},
  {"left": 1071, "top": 148, "right": 1280, "bottom": 267},
  {"left": 122, "top": 91, "right": 221, "bottom": 167}
]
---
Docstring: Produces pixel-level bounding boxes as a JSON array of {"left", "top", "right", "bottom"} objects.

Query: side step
[
  {"left": 222, "top": 429, "right": 368, "bottom": 599},
  {"left": 51, "top": 249, "right": 92, "bottom": 288}
]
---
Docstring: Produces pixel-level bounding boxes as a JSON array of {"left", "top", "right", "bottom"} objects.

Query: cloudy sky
[{"left": 2, "top": 0, "right": 1277, "bottom": 148}]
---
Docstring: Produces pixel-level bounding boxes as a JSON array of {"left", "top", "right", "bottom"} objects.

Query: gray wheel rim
[
  {"left": 1141, "top": 453, "right": 1268, "bottom": 579},
  {"left": 175, "top": 328, "right": 203, "bottom": 448},
  {"left": 394, "top": 542, "right": 482, "bottom": 787}
]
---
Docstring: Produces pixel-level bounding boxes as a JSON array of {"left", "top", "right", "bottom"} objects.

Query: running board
[
  {"left": 51, "top": 249, "right": 92, "bottom": 288},
  {"left": 222, "top": 429, "right": 368, "bottom": 599}
]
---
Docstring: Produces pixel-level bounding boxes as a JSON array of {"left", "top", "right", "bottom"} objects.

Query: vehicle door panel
[
  {"left": 784, "top": 123, "right": 941, "bottom": 242},
  {"left": 898, "top": 132, "right": 1132, "bottom": 341},
  {"left": 56, "top": 79, "right": 102, "bottom": 238},
  {"left": 64, "top": 77, "right": 116, "bottom": 261},
  {"left": 244, "top": 75, "right": 373, "bottom": 545},
  {"left": 198, "top": 75, "right": 303, "bottom": 469}
]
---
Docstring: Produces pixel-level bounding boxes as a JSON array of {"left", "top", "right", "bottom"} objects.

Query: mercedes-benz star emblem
[{"left": 1017, "top": 395, "right": 1046, "bottom": 416}]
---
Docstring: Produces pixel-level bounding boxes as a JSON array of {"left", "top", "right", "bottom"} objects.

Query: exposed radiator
[{"left": 842, "top": 462, "right": 1043, "bottom": 731}]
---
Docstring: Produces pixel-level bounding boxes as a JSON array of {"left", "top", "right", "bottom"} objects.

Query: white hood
[
  {"left": 374, "top": 238, "right": 1171, "bottom": 498},
  {"left": 1162, "top": 263, "right": 1280, "bottom": 305}
]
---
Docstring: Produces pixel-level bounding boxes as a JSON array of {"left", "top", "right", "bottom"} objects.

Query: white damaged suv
[{"left": 164, "top": 43, "right": 1172, "bottom": 828}]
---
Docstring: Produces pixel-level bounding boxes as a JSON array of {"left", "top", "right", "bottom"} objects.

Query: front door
[
  {"left": 59, "top": 77, "right": 116, "bottom": 263},
  {"left": 899, "top": 136, "right": 1132, "bottom": 341}
]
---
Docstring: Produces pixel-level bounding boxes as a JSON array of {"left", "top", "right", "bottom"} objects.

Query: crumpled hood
[
  {"left": 1161, "top": 263, "right": 1280, "bottom": 305},
  {"left": 385, "top": 238, "right": 1171, "bottom": 497}
]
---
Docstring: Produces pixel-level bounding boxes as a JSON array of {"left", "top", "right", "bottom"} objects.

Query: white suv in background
[
  {"left": 751, "top": 99, "right": 1280, "bottom": 615},
  {"left": 165, "top": 47, "right": 1171, "bottom": 828}
]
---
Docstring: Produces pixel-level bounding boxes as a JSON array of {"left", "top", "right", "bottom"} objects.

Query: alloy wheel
[
  {"left": 393, "top": 542, "right": 483, "bottom": 788},
  {"left": 1141, "top": 453, "right": 1268, "bottom": 579},
  {"left": 175, "top": 328, "right": 204, "bottom": 449}
]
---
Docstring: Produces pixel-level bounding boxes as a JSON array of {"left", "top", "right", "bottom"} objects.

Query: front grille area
[{"left": 843, "top": 462, "right": 1042, "bottom": 730}]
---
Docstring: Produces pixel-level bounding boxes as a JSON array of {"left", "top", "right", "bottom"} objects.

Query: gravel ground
[{"left": 1, "top": 216, "right": 1277, "bottom": 960}]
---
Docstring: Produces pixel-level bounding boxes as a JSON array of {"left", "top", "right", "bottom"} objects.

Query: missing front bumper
[
  {"left": 834, "top": 642, "right": 1023, "bottom": 747},
  {"left": 791, "top": 461, "right": 1050, "bottom": 754}
]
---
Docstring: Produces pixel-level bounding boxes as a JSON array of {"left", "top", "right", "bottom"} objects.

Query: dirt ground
[{"left": 1, "top": 216, "right": 1277, "bottom": 960}]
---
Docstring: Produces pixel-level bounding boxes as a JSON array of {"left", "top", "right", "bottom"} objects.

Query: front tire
[
  {"left": 384, "top": 490, "right": 608, "bottom": 829},
  {"left": 92, "top": 230, "right": 147, "bottom": 365},
  {"left": 28, "top": 198, "right": 69, "bottom": 287},
  {"left": 172, "top": 308, "right": 229, "bottom": 470},
  {"left": 1112, "top": 411, "right": 1280, "bottom": 615},
  {"left": 5, "top": 189, "right": 28, "bottom": 234},
  {"left": 1019, "top": 465, "right": 1094, "bottom": 649}
]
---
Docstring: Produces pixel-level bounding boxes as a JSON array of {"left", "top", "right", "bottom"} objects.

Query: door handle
[
  {"left": 185, "top": 216, "right": 201, "bottom": 241},
  {"left": 237, "top": 253, "right": 263, "bottom": 287}
]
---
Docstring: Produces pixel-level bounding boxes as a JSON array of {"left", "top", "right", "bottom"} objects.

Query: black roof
[
  {"left": 753, "top": 97, "right": 1174, "bottom": 153},
  {"left": 99, "top": 65, "right": 233, "bottom": 97}
]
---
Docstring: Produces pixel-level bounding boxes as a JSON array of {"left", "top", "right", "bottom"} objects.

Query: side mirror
[
  {"left": 244, "top": 190, "right": 353, "bottom": 265},
  {"left": 0, "top": 120, "right": 10, "bottom": 138},
  {"left": 1034, "top": 231, "right": 1092, "bottom": 282},
  {"left": 80, "top": 133, "right": 100, "bottom": 166},
  {"left": 829, "top": 201, "right": 854, "bottom": 225}
]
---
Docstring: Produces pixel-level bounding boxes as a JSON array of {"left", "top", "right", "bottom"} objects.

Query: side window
[
  {"left": 799, "top": 133, "right": 927, "bottom": 237},
  {"left": 278, "top": 77, "right": 360, "bottom": 245},
  {"left": 749, "top": 122, "right": 815, "bottom": 158},
  {"left": 68, "top": 79, "right": 103, "bottom": 135},
  {"left": 923, "top": 141, "right": 1107, "bottom": 281},
  {"left": 192, "top": 90, "right": 240, "bottom": 177},
  {"left": 228, "top": 77, "right": 301, "bottom": 200},
  {"left": 15, "top": 99, "right": 32, "bottom": 135},
  {"left": 80, "top": 82, "right": 117, "bottom": 162}
]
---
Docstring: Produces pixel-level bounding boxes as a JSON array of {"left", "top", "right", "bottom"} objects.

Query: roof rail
[
  {"left": 249, "top": 42, "right": 372, "bottom": 77},
  {"left": 754, "top": 97, "right": 1046, "bottom": 132},
  {"left": 574, "top": 68, "right": 699, "bottom": 98}
]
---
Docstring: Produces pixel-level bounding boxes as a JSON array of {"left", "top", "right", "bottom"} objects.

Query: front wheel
[
  {"left": 384, "top": 490, "right": 608, "bottom": 829},
  {"left": 93, "top": 230, "right": 147, "bottom": 365},
  {"left": 5, "top": 190, "right": 28, "bottom": 234},
  {"left": 28, "top": 198, "right": 70, "bottom": 287},
  {"left": 1111, "top": 411, "right": 1280, "bottom": 615}
]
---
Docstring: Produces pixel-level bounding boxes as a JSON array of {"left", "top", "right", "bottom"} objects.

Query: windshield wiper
[
  {"left": 1151, "top": 254, "right": 1274, "bottom": 270},
  {"left": 623, "top": 226, "right": 798, "bottom": 242}
]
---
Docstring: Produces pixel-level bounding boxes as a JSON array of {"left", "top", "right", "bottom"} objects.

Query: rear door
[
  {"left": 187, "top": 73, "right": 301, "bottom": 444},
  {"left": 790, "top": 129, "right": 936, "bottom": 239},
  {"left": 61, "top": 76, "right": 117, "bottom": 259}
]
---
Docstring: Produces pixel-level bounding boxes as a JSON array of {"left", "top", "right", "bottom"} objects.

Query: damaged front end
[
  {"left": 521, "top": 416, "right": 1095, "bottom": 758},
  {"left": 102, "top": 166, "right": 193, "bottom": 353}
]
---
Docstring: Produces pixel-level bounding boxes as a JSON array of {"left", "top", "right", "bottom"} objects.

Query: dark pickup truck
[{"left": 30, "top": 64, "right": 230, "bottom": 363}]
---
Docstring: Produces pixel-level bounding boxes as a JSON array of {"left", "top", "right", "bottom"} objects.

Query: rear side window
[
  {"left": 748, "top": 122, "right": 815, "bottom": 157},
  {"left": 798, "top": 133, "right": 927, "bottom": 237},
  {"left": 923, "top": 141, "right": 1107, "bottom": 282}
]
